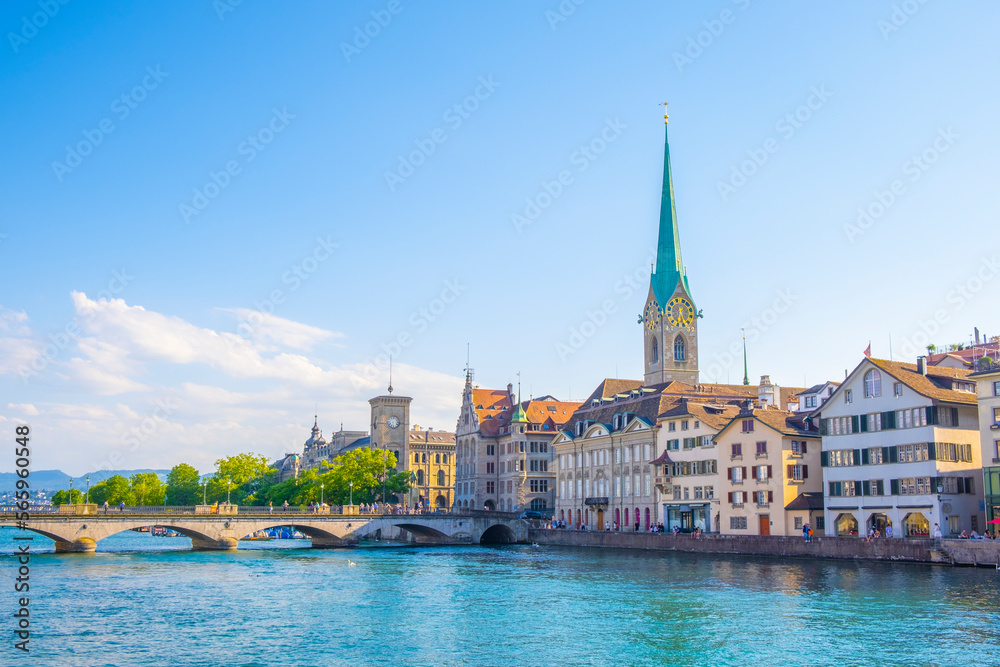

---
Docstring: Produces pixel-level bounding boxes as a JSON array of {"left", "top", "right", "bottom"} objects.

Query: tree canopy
[{"left": 166, "top": 463, "right": 202, "bottom": 505}]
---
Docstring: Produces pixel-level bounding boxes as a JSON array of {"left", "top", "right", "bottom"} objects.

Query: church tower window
[
  {"left": 651, "top": 337, "right": 659, "bottom": 363},
  {"left": 674, "top": 335, "right": 685, "bottom": 362}
]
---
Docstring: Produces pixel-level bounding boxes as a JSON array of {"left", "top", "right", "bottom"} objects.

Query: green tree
[
  {"left": 51, "top": 489, "right": 83, "bottom": 505},
  {"left": 130, "top": 472, "right": 165, "bottom": 506},
  {"left": 166, "top": 463, "right": 202, "bottom": 505},
  {"left": 88, "top": 481, "right": 109, "bottom": 505},
  {"left": 211, "top": 453, "right": 271, "bottom": 504},
  {"left": 103, "top": 475, "right": 133, "bottom": 505}
]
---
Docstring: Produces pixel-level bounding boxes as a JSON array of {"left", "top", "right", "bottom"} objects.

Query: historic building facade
[
  {"left": 454, "top": 373, "right": 578, "bottom": 513},
  {"left": 814, "top": 357, "right": 983, "bottom": 537},
  {"left": 713, "top": 402, "right": 822, "bottom": 536},
  {"left": 970, "top": 362, "right": 1000, "bottom": 526}
]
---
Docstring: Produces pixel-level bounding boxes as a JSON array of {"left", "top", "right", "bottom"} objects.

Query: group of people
[
  {"left": 864, "top": 525, "right": 892, "bottom": 542},
  {"left": 957, "top": 529, "right": 995, "bottom": 540},
  {"left": 358, "top": 502, "right": 427, "bottom": 515}
]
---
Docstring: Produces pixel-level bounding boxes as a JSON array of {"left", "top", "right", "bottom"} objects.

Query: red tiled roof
[{"left": 867, "top": 358, "right": 977, "bottom": 405}]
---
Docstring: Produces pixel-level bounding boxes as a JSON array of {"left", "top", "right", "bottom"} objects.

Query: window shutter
[
  {"left": 853, "top": 449, "right": 862, "bottom": 465},
  {"left": 951, "top": 407, "right": 959, "bottom": 426},
  {"left": 728, "top": 492, "right": 733, "bottom": 504},
  {"left": 926, "top": 406, "right": 938, "bottom": 425},
  {"left": 767, "top": 465, "right": 772, "bottom": 479},
  {"left": 802, "top": 465, "right": 808, "bottom": 479},
  {"left": 927, "top": 442, "right": 936, "bottom": 460},
  {"left": 965, "top": 477, "right": 974, "bottom": 494},
  {"left": 768, "top": 491, "right": 774, "bottom": 503},
  {"left": 861, "top": 448, "right": 870, "bottom": 465},
  {"left": 802, "top": 442, "right": 808, "bottom": 454},
  {"left": 727, "top": 467, "right": 732, "bottom": 480},
  {"left": 787, "top": 464, "right": 794, "bottom": 478},
  {"left": 860, "top": 414, "right": 868, "bottom": 432},
  {"left": 888, "top": 447, "right": 898, "bottom": 463},
  {"left": 751, "top": 466, "right": 757, "bottom": 478},
  {"left": 890, "top": 479, "right": 900, "bottom": 495},
  {"left": 880, "top": 411, "right": 894, "bottom": 430},
  {"left": 820, "top": 451, "right": 829, "bottom": 467},
  {"left": 855, "top": 481, "right": 863, "bottom": 496},
  {"left": 820, "top": 419, "right": 828, "bottom": 436},
  {"left": 742, "top": 467, "right": 747, "bottom": 480},
  {"left": 851, "top": 415, "right": 860, "bottom": 433},
  {"left": 828, "top": 482, "right": 835, "bottom": 496},
  {"left": 862, "top": 481, "right": 870, "bottom": 496}
]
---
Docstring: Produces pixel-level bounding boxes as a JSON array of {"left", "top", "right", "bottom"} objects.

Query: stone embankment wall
[{"left": 526, "top": 529, "right": 1000, "bottom": 566}]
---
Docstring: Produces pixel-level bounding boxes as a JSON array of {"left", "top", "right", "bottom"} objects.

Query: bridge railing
[
  {"left": 454, "top": 509, "right": 522, "bottom": 520},
  {"left": 0, "top": 505, "right": 465, "bottom": 519}
]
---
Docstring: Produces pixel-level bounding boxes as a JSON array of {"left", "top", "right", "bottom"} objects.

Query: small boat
[{"left": 240, "top": 530, "right": 276, "bottom": 541}]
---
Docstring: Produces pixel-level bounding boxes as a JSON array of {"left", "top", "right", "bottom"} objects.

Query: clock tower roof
[{"left": 651, "top": 117, "right": 695, "bottom": 311}]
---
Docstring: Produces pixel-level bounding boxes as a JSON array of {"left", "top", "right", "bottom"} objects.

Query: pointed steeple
[
  {"left": 511, "top": 375, "right": 528, "bottom": 423},
  {"left": 651, "top": 105, "right": 695, "bottom": 311}
]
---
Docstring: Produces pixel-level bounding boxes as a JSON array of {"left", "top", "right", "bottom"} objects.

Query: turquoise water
[{"left": 1, "top": 530, "right": 998, "bottom": 666}]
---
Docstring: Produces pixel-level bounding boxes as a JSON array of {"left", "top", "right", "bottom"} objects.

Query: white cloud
[
  {"left": 219, "top": 308, "right": 344, "bottom": 351},
  {"left": 0, "top": 295, "right": 465, "bottom": 476},
  {"left": 6, "top": 403, "right": 39, "bottom": 416}
]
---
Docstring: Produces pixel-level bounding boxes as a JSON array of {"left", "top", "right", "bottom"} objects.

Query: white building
[
  {"left": 970, "top": 361, "right": 1000, "bottom": 527},
  {"left": 815, "top": 357, "right": 983, "bottom": 538}
]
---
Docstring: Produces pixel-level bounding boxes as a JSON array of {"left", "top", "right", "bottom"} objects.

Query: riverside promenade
[{"left": 528, "top": 529, "right": 1000, "bottom": 568}]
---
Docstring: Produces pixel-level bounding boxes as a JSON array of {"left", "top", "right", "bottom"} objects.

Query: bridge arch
[{"left": 479, "top": 524, "right": 517, "bottom": 544}]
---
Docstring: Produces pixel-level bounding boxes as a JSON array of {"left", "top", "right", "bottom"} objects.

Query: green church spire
[
  {"left": 511, "top": 375, "right": 528, "bottom": 423},
  {"left": 651, "top": 106, "right": 695, "bottom": 311}
]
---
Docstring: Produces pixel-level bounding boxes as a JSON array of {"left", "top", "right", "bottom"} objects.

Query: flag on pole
[{"left": 863, "top": 342, "right": 871, "bottom": 358}]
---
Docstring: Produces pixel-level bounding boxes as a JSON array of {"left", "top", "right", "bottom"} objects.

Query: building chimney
[{"left": 916, "top": 357, "right": 927, "bottom": 375}]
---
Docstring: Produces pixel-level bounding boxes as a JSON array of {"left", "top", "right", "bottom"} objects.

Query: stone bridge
[{"left": 0, "top": 507, "right": 529, "bottom": 552}]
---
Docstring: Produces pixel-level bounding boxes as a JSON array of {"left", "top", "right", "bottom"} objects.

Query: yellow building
[{"left": 407, "top": 426, "right": 456, "bottom": 509}]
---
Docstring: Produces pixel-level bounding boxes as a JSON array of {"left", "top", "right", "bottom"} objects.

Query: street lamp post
[
  {"left": 202, "top": 477, "right": 207, "bottom": 505},
  {"left": 349, "top": 481, "right": 353, "bottom": 507},
  {"left": 68, "top": 478, "right": 73, "bottom": 505},
  {"left": 85, "top": 476, "right": 90, "bottom": 505},
  {"left": 226, "top": 477, "right": 232, "bottom": 504},
  {"left": 321, "top": 483, "right": 325, "bottom": 505}
]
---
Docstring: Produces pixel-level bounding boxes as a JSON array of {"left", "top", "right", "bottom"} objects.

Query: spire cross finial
[
  {"left": 661, "top": 101, "right": 668, "bottom": 124},
  {"left": 388, "top": 355, "right": 393, "bottom": 394}
]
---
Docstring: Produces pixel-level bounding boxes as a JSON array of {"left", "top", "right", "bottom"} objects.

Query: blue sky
[{"left": 2, "top": 1, "right": 999, "bottom": 475}]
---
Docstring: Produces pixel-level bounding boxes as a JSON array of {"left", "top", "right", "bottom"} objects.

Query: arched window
[
  {"left": 416, "top": 469, "right": 425, "bottom": 486},
  {"left": 443, "top": 454, "right": 448, "bottom": 464},
  {"left": 674, "top": 335, "right": 685, "bottom": 361},
  {"left": 864, "top": 370, "right": 882, "bottom": 398},
  {"left": 530, "top": 498, "right": 547, "bottom": 510},
  {"left": 435, "top": 453, "right": 441, "bottom": 464},
  {"left": 437, "top": 470, "right": 445, "bottom": 486},
  {"left": 414, "top": 453, "right": 419, "bottom": 464},
  {"left": 651, "top": 337, "right": 659, "bottom": 363},
  {"left": 422, "top": 453, "right": 427, "bottom": 463}
]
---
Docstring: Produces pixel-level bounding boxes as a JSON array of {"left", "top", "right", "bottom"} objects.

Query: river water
[{"left": 1, "top": 530, "right": 998, "bottom": 666}]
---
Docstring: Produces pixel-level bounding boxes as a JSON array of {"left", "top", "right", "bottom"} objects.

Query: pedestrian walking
[
  {"left": 268, "top": 502, "right": 273, "bottom": 514},
  {"left": 283, "top": 500, "right": 289, "bottom": 512},
  {"left": 103, "top": 500, "right": 109, "bottom": 514},
  {"left": 119, "top": 500, "right": 125, "bottom": 512}
]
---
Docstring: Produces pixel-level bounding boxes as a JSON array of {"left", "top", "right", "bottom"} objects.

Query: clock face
[
  {"left": 666, "top": 297, "right": 695, "bottom": 328},
  {"left": 643, "top": 300, "right": 661, "bottom": 331},
  {"left": 387, "top": 416, "right": 399, "bottom": 429}
]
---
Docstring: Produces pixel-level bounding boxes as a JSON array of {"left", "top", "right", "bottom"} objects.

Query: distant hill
[{"left": 0, "top": 469, "right": 171, "bottom": 493}]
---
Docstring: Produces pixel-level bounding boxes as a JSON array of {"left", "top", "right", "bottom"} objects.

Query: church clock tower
[{"left": 642, "top": 106, "right": 700, "bottom": 386}]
